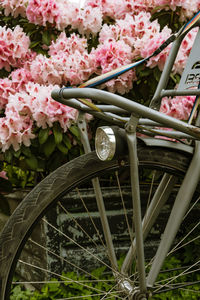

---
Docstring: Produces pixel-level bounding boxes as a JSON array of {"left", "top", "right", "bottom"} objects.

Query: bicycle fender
[{"left": 138, "top": 137, "right": 194, "bottom": 155}]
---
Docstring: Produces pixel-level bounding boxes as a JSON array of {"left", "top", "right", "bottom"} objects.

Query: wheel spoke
[
  {"left": 58, "top": 201, "right": 105, "bottom": 250},
  {"left": 42, "top": 218, "right": 120, "bottom": 276},
  {"left": 76, "top": 187, "right": 107, "bottom": 249},
  {"left": 17, "top": 260, "right": 106, "bottom": 294},
  {"left": 153, "top": 260, "right": 200, "bottom": 293},
  {"left": 29, "top": 238, "right": 113, "bottom": 289}
]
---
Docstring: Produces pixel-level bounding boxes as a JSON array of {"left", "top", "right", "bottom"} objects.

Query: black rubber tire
[{"left": 0, "top": 146, "right": 194, "bottom": 299}]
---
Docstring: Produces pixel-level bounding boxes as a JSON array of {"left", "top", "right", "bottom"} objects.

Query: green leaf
[
  {"left": 63, "top": 134, "right": 72, "bottom": 149},
  {"left": 38, "top": 128, "right": 49, "bottom": 145},
  {"left": 31, "top": 138, "right": 40, "bottom": 148},
  {"left": 153, "top": 67, "right": 161, "bottom": 82},
  {"left": 37, "top": 159, "right": 45, "bottom": 172},
  {"left": 25, "top": 155, "right": 38, "bottom": 170},
  {"left": 43, "top": 135, "right": 56, "bottom": 157},
  {"left": 69, "top": 125, "right": 80, "bottom": 139},
  {"left": 22, "top": 145, "right": 32, "bottom": 158},
  {"left": 53, "top": 123, "right": 63, "bottom": 144},
  {"left": 13, "top": 149, "right": 21, "bottom": 158},
  {"left": 30, "top": 41, "right": 40, "bottom": 49},
  {"left": 57, "top": 143, "right": 68, "bottom": 155},
  {"left": 42, "top": 30, "right": 51, "bottom": 46},
  {"left": 4, "top": 150, "right": 13, "bottom": 163}
]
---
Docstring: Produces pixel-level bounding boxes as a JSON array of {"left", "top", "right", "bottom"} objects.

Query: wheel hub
[{"left": 118, "top": 278, "right": 148, "bottom": 299}]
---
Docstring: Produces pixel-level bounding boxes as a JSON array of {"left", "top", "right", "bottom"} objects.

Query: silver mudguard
[{"left": 138, "top": 137, "right": 194, "bottom": 155}]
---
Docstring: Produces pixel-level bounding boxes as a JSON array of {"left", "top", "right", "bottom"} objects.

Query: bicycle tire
[{"left": 0, "top": 145, "right": 199, "bottom": 299}]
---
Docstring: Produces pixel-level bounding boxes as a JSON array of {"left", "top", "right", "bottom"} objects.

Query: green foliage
[
  {"left": 11, "top": 267, "right": 114, "bottom": 300},
  {"left": 10, "top": 256, "right": 200, "bottom": 300},
  {"left": 150, "top": 7, "right": 183, "bottom": 32},
  {"left": 1, "top": 123, "right": 83, "bottom": 191}
]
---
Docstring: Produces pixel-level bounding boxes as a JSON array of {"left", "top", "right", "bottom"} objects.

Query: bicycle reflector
[{"left": 95, "top": 126, "right": 127, "bottom": 161}]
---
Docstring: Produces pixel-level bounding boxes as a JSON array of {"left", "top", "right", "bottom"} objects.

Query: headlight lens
[{"left": 95, "top": 127, "right": 116, "bottom": 161}]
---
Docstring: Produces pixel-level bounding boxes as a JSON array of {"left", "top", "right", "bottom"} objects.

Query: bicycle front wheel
[{"left": 0, "top": 145, "right": 199, "bottom": 299}]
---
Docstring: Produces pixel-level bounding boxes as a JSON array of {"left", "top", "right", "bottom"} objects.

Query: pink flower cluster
[
  {"left": 0, "top": 82, "right": 78, "bottom": 151},
  {"left": 1, "top": 0, "right": 28, "bottom": 18},
  {"left": 100, "top": 0, "right": 153, "bottom": 20},
  {"left": 23, "top": 83, "right": 78, "bottom": 130},
  {"left": 48, "top": 32, "right": 88, "bottom": 56},
  {"left": 153, "top": 0, "right": 200, "bottom": 21},
  {"left": 160, "top": 96, "right": 196, "bottom": 120},
  {"left": 94, "top": 40, "right": 136, "bottom": 94},
  {"left": 26, "top": 0, "right": 62, "bottom": 28},
  {"left": 1, "top": 0, "right": 200, "bottom": 33},
  {"left": 0, "top": 102, "right": 35, "bottom": 151},
  {"left": 99, "top": 11, "right": 198, "bottom": 73},
  {"left": 0, "top": 25, "right": 30, "bottom": 71},
  {"left": 0, "top": 68, "right": 34, "bottom": 110},
  {"left": 25, "top": 0, "right": 102, "bottom": 34},
  {"left": 99, "top": 11, "right": 172, "bottom": 71},
  {"left": 173, "top": 28, "right": 198, "bottom": 74},
  {"left": 30, "top": 33, "right": 97, "bottom": 86}
]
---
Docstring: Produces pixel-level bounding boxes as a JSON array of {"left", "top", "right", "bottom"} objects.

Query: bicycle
[{"left": 1, "top": 12, "right": 200, "bottom": 300}]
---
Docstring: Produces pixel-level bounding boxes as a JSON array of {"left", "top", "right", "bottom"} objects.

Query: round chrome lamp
[{"left": 95, "top": 127, "right": 116, "bottom": 161}]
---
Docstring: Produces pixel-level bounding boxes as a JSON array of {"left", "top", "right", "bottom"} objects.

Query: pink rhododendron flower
[
  {"left": 10, "top": 68, "right": 34, "bottom": 91},
  {"left": 0, "top": 25, "right": 30, "bottom": 71},
  {"left": 99, "top": 14, "right": 136, "bottom": 46},
  {"left": 99, "top": 11, "right": 165, "bottom": 57},
  {"left": 31, "top": 41, "right": 97, "bottom": 86},
  {"left": 101, "top": 0, "right": 130, "bottom": 20},
  {"left": 24, "top": 83, "right": 78, "bottom": 130},
  {"left": 17, "top": 49, "right": 37, "bottom": 70},
  {"left": 101, "top": 0, "right": 160, "bottom": 19},
  {"left": 30, "top": 54, "right": 64, "bottom": 85},
  {"left": 0, "top": 82, "right": 78, "bottom": 151},
  {"left": 153, "top": 0, "right": 200, "bottom": 21},
  {"left": 25, "top": 83, "right": 78, "bottom": 131},
  {"left": 27, "top": 0, "right": 101, "bottom": 32},
  {"left": 61, "top": 51, "right": 97, "bottom": 85},
  {"left": 30, "top": 53, "right": 94, "bottom": 86},
  {"left": 94, "top": 40, "right": 136, "bottom": 94},
  {"left": 173, "top": 28, "right": 198, "bottom": 74},
  {"left": 95, "top": 40, "right": 133, "bottom": 73},
  {"left": 140, "top": 25, "right": 172, "bottom": 70},
  {"left": 48, "top": 32, "right": 88, "bottom": 56},
  {"left": 1, "top": 0, "right": 28, "bottom": 18},
  {"left": 55, "top": 0, "right": 80, "bottom": 30},
  {"left": 0, "top": 171, "right": 8, "bottom": 180},
  {"left": 26, "top": 0, "right": 61, "bottom": 27},
  {"left": 101, "top": 0, "right": 148, "bottom": 20},
  {"left": 71, "top": 5, "right": 102, "bottom": 36},
  {"left": 0, "top": 68, "right": 33, "bottom": 110},
  {"left": 0, "top": 106, "right": 35, "bottom": 151},
  {"left": 0, "top": 78, "right": 15, "bottom": 110},
  {"left": 160, "top": 96, "right": 196, "bottom": 120}
]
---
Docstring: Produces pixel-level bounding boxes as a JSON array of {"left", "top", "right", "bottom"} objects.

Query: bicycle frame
[{"left": 51, "top": 23, "right": 200, "bottom": 296}]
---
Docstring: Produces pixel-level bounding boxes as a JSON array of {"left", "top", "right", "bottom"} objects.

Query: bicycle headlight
[
  {"left": 95, "top": 126, "right": 127, "bottom": 161},
  {"left": 95, "top": 127, "right": 116, "bottom": 161}
]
